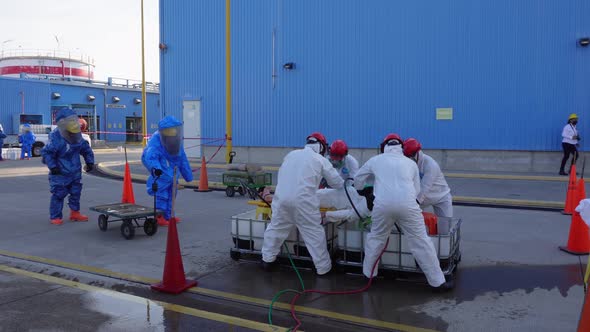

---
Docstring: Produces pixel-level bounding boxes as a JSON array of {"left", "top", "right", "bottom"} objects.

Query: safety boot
[
  {"left": 50, "top": 218, "right": 63, "bottom": 225},
  {"left": 431, "top": 280, "right": 455, "bottom": 293},
  {"left": 262, "top": 259, "right": 279, "bottom": 272},
  {"left": 156, "top": 215, "right": 169, "bottom": 227},
  {"left": 69, "top": 210, "right": 89, "bottom": 222}
]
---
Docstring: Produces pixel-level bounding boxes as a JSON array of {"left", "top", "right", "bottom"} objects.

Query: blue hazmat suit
[
  {"left": 142, "top": 116, "right": 193, "bottom": 220},
  {"left": 42, "top": 109, "right": 94, "bottom": 219},
  {"left": 19, "top": 124, "right": 36, "bottom": 159},
  {"left": 0, "top": 128, "right": 6, "bottom": 160}
]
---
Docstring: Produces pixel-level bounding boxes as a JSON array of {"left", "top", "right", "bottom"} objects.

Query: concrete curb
[{"left": 97, "top": 161, "right": 565, "bottom": 210}]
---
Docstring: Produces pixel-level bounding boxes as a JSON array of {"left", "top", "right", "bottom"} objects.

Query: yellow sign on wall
[{"left": 436, "top": 108, "right": 453, "bottom": 120}]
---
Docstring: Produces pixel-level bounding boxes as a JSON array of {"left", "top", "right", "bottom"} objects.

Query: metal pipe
[
  {"left": 93, "top": 105, "right": 98, "bottom": 141},
  {"left": 19, "top": 91, "right": 24, "bottom": 114},
  {"left": 272, "top": 27, "right": 276, "bottom": 89},
  {"left": 225, "top": 0, "right": 232, "bottom": 163}
]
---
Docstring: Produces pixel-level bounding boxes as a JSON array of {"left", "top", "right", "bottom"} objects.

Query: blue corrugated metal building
[
  {"left": 0, "top": 76, "right": 160, "bottom": 143},
  {"left": 160, "top": 0, "right": 590, "bottom": 152}
]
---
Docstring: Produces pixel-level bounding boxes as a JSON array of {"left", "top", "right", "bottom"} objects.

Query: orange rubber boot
[
  {"left": 50, "top": 218, "right": 63, "bottom": 225},
  {"left": 157, "top": 215, "right": 169, "bottom": 227},
  {"left": 70, "top": 210, "right": 89, "bottom": 222}
]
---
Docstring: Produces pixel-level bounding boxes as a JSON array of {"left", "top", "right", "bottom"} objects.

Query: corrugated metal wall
[
  {"left": 0, "top": 77, "right": 160, "bottom": 140},
  {"left": 160, "top": 0, "right": 590, "bottom": 151},
  {"left": 0, "top": 78, "right": 50, "bottom": 134}
]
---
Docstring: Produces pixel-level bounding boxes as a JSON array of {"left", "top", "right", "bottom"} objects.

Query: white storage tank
[{"left": 0, "top": 49, "right": 94, "bottom": 80}]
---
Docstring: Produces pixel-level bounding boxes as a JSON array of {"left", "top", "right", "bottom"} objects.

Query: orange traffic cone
[
  {"left": 151, "top": 217, "right": 198, "bottom": 294},
  {"left": 578, "top": 287, "right": 590, "bottom": 332},
  {"left": 122, "top": 162, "right": 136, "bottom": 204},
  {"left": 560, "top": 178, "right": 590, "bottom": 255},
  {"left": 563, "top": 164, "right": 578, "bottom": 215},
  {"left": 196, "top": 156, "right": 212, "bottom": 192}
]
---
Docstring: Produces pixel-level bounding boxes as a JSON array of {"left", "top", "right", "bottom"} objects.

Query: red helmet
[
  {"left": 380, "top": 133, "right": 402, "bottom": 153},
  {"left": 329, "top": 140, "right": 348, "bottom": 161},
  {"left": 403, "top": 138, "right": 421, "bottom": 157},
  {"left": 78, "top": 118, "right": 88, "bottom": 132},
  {"left": 306, "top": 132, "right": 328, "bottom": 155}
]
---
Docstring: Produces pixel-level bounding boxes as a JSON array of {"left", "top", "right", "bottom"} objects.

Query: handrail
[{"left": 0, "top": 49, "right": 94, "bottom": 64}]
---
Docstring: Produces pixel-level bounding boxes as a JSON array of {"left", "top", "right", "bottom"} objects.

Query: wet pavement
[
  {"left": 0, "top": 268, "right": 266, "bottom": 332},
  {"left": 0, "top": 151, "right": 587, "bottom": 331}
]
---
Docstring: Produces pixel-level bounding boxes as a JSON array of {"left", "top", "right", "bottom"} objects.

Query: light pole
[
  {"left": 225, "top": 0, "right": 232, "bottom": 163},
  {"left": 140, "top": 0, "right": 147, "bottom": 147},
  {"left": 1, "top": 39, "right": 13, "bottom": 57}
]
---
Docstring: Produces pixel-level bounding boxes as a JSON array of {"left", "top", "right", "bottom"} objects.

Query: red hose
[{"left": 289, "top": 238, "right": 390, "bottom": 331}]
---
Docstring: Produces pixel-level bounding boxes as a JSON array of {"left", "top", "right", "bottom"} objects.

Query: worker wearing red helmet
[
  {"left": 355, "top": 133, "right": 452, "bottom": 291},
  {"left": 262, "top": 132, "right": 344, "bottom": 275},
  {"left": 328, "top": 139, "right": 359, "bottom": 181},
  {"left": 78, "top": 118, "right": 88, "bottom": 132},
  {"left": 403, "top": 138, "right": 453, "bottom": 218}
]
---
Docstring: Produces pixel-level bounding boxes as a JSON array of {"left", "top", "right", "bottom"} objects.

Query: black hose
[
  {"left": 239, "top": 179, "right": 272, "bottom": 209},
  {"left": 344, "top": 178, "right": 363, "bottom": 221}
]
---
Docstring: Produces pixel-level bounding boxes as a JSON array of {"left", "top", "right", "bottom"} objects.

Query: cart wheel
[
  {"left": 121, "top": 220, "right": 135, "bottom": 240},
  {"left": 225, "top": 186, "right": 235, "bottom": 197},
  {"left": 143, "top": 218, "right": 158, "bottom": 236},
  {"left": 98, "top": 214, "right": 108, "bottom": 232},
  {"left": 230, "top": 249, "right": 241, "bottom": 261},
  {"left": 237, "top": 186, "right": 245, "bottom": 196}
]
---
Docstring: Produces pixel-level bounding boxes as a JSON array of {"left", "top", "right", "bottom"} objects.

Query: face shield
[
  {"left": 57, "top": 115, "right": 83, "bottom": 144},
  {"left": 159, "top": 125, "right": 182, "bottom": 155},
  {"left": 21, "top": 126, "right": 31, "bottom": 134}
]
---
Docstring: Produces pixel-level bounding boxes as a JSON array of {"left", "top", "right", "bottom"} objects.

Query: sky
[{"left": 0, "top": 0, "right": 160, "bottom": 82}]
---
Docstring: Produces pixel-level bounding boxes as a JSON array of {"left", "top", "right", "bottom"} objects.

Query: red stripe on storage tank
[{"left": 0, "top": 66, "right": 93, "bottom": 78}]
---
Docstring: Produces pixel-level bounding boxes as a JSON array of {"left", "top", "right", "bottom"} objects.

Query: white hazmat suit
[
  {"left": 262, "top": 145, "right": 344, "bottom": 275},
  {"left": 317, "top": 187, "right": 370, "bottom": 224},
  {"left": 416, "top": 151, "right": 453, "bottom": 218},
  {"left": 355, "top": 145, "right": 446, "bottom": 287},
  {"left": 334, "top": 154, "right": 360, "bottom": 181}
]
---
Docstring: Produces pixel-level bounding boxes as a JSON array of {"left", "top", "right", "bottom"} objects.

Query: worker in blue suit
[
  {"left": 19, "top": 124, "right": 36, "bottom": 159},
  {"left": 142, "top": 116, "right": 193, "bottom": 226},
  {"left": 0, "top": 124, "right": 6, "bottom": 161},
  {"left": 42, "top": 108, "right": 95, "bottom": 225}
]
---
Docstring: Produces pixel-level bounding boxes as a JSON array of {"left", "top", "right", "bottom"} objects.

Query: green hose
[
  {"left": 284, "top": 242, "right": 306, "bottom": 291},
  {"left": 268, "top": 242, "right": 307, "bottom": 328},
  {"left": 268, "top": 289, "right": 300, "bottom": 326}
]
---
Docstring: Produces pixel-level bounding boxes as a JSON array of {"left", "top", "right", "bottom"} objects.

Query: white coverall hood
[
  {"left": 305, "top": 143, "right": 321, "bottom": 154},
  {"left": 383, "top": 144, "right": 403, "bottom": 154}
]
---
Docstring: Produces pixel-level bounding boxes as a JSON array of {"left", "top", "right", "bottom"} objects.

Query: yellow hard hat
[{"left": 569, "top": 113, "right": 579, "bottom": 121}]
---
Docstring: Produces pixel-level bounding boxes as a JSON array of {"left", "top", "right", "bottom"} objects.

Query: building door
[
  {"left": 125, "top": 117, "right": 142, "bottom": 143},
  {"left": 182, "top": 100, "right": 201, "bottom": 159}
]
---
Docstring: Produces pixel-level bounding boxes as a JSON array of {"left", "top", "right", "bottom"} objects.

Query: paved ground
[{"left": 0, "top": 151, "right": 587, "bottom": 332}]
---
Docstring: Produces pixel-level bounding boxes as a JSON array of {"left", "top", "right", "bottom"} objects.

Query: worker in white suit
[
  {"left": 403, "top": 138, "right": 453, "bottom": 218},
  {"left": 262, "top": 132, "right": 344, "bottom": 275},
  {"left": 355, "top": 133, "right": 453, "bottom": 291}
]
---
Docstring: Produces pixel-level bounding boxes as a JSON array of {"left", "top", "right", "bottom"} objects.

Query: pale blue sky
[{"left": 0, "top": 0, "right": 160, "bottom": 82}]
